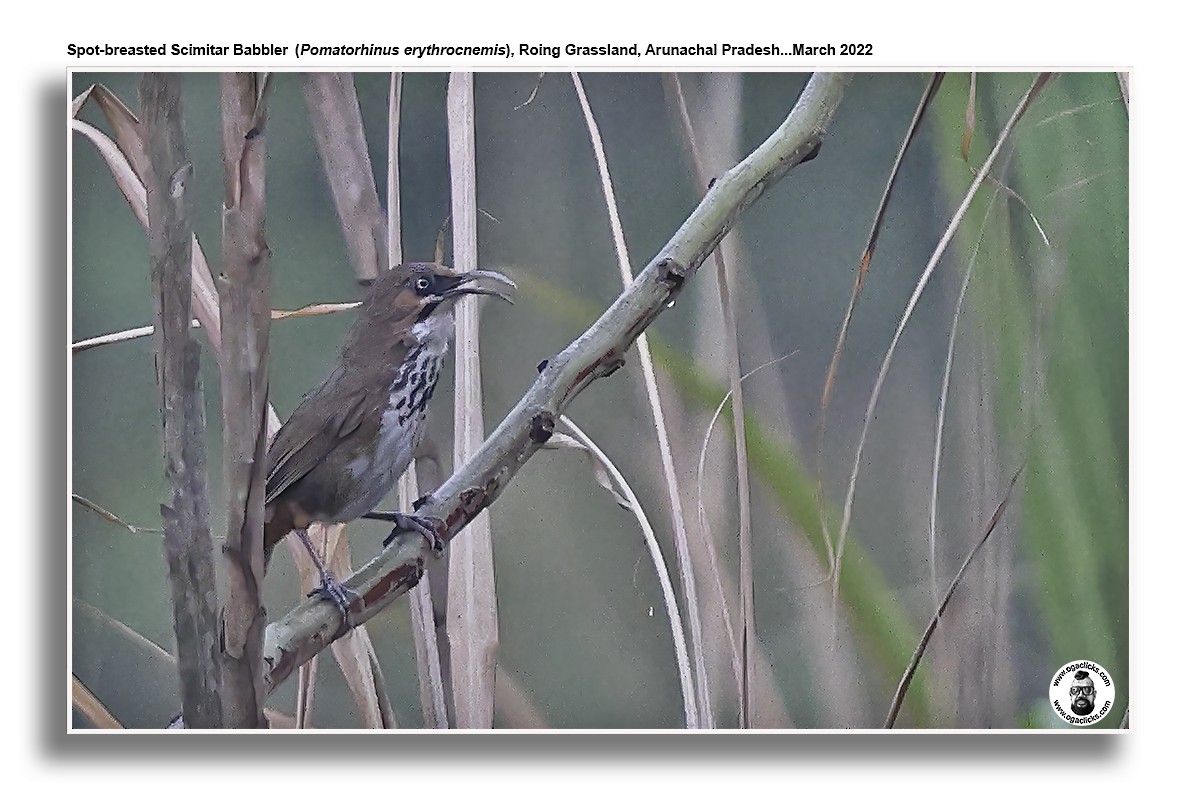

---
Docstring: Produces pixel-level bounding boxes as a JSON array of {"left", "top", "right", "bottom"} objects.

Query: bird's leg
[
  {"left": 295, "top": 527, "right": 360, "bottom": 619},
  {"left": 363, "top": 510, "right": 446, "bottom": 553}
]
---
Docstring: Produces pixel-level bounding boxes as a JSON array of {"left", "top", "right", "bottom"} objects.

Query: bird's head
[{"left": 346, "top": 262, "right": 516, "bottom": 358}]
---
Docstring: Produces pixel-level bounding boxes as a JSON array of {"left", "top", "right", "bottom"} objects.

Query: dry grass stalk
[
  {"left": 387, "top": 71, "right": 451, "bottom": 728},
  {"left": 77, "top": 596, "right": 307, "bottom": 728},
  {"left": 216, "top": 71, "right": 273, "bottom": 729},
  {"left": 302, "top": 73, "right": 387, "bottom": 283},
  {"left": 552, "top": 418, "right": 698, "bottom": 726},
  {"left": 286, "top": 72, "right": 398, "bottom": 727},
  {"left": 72, "top": 676, "right": 122, "bottom": 729},
  {"left": 387, "top": 72, "right": 403, "bottom": 262},
  {"left": 407, "top": 518, "right": 450, "bottom": 727},
  {"left": 666, "top": 72, "right": 758, "bottom": 727},
  {"left": 139, "top": 72, "right": 222, "bottom": 728},
  {"left": 71, "top": 302, "right": 361, "bottom": 353},
  {"left": 928, "top": 185, "right": 1005, "bottom": 607},
  {"left": 819, "top": 73, "right": 944, "bottom": 583},
  {"left": 71, "top": 85, "right": 223, "bottom": 348},
  {"left": 445, "top": 72, "right": 499, "bottom": 728},
  {"left": 885, "top": 466, "right": 1024, "bottom": 728}
]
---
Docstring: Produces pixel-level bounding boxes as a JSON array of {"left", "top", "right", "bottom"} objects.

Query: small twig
[
  {"left": 71, "top": 303, "right": 362, "bottom": 354},
  {"left": 71, "top": 493, "right": 159, "bottom": 534},
  {"left": 513, "top": 73, "right": 547, "bottom": 110},
  {"left": 552, "top": 416, "right": 697, "bottom": 727},
  {"left": 928, "top": 185, "right": 1004, "bottom": 608},
  {"left": 72, "top": 322, "right": 180, "bottom": 353},
  {"left": 884, "top": 464, "right": 1026, "bottom": 728},
  {"left": 818, "top": 73, "right": 944, "bottom": 583}
]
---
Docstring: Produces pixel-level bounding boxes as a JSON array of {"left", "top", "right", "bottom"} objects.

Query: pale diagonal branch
[{"left": 260, "top": 73, "right": 851, "bottom": 700}]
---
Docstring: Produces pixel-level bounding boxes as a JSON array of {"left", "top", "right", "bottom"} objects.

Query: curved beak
[{"left": 445, "top": 269, "right": 517, "bottom": 304}]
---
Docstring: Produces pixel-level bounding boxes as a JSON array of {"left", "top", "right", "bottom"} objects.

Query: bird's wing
[{"left": 264, "top": 379, "right": 376, "bottom": 505}]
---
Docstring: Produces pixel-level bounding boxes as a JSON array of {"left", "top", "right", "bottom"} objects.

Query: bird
[{"left": 262, "top": 262, "right": 515, "bottom": 613}]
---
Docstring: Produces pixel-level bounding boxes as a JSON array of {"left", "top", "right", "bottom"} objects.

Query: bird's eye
[{"left": 414, "top": 277, "right": 431, "bottom": 293}]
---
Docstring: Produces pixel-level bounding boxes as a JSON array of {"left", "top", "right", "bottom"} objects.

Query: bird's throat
[{"left": 410, "top": 311, "right": 455, "bottom": 356}]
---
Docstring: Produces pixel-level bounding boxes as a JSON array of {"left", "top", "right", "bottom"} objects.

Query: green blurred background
[{"left": 70, "top": 72, "right": 1127, "bottom": 728}]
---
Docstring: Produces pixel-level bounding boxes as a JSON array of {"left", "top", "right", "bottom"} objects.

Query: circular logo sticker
[{"left": 1048, "top": 661, "right": 1116, "bottom": 726}]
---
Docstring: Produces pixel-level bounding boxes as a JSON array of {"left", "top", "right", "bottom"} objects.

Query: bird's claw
[
  {"left": 383, "top": 513, "right": 446, "bottom": 553},
  {"left": 307, "top": 569, "right": 360, "bottom": 622}
]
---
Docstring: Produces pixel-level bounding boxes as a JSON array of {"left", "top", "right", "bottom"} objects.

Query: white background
[{"left": 14, "top": 0, "right": 1191, "bottom": 793}]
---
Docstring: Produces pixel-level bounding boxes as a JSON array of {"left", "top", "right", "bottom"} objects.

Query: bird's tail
[{"left": 263, "top": 505, "right": 295, "bottom": 568}]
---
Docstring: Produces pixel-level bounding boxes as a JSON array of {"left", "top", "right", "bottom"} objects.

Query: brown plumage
[{"left": 262, "top": 263, "right": 514, "bottom": 587}]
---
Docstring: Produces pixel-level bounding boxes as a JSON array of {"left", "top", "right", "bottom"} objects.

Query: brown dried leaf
[
  {"left": 70, "top": 84, "right": 94, "bottom": 118},
  {"left": 70, "top": 119, "right": 149, "bottom": 229},
  {"left": 72, "top": 675, "right": 123, "bottom": 729},
  {"left": 71, "top": 493, "right": 158, "bottom": 534},
  {"left": 83, "top": 83, "right": 151, "bottom": 183},
  {"left": 302, "top": 73, "right": 386, "bottom": 283},
  {"left": 271, "top": 301, "right": 361, "bottom": 320},
  {"left": 70, "top": 111, "right": 222, "bottom": 342}
]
